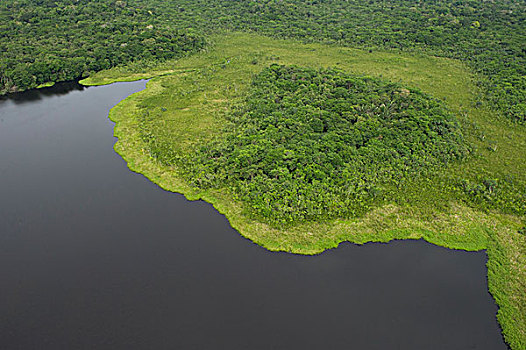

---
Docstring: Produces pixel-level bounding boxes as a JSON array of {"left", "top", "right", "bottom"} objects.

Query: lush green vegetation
[
  {"left": 0, "top": 0, "right": 205, "bottom": 93},
  {"left": 81, "top": 34, "right": 525, "bottom": 349},
  {"left": 3, "top": 0, "right": 524, "bottom": 345},
  {"left": 187, "top": 0, "right": 526, "bottom": 123},
  {"left": 182, "top": 64, "right": 468, "bottom": 224},
  {"left": 2, "top": 0, "right": 525, "bottom": 122}
]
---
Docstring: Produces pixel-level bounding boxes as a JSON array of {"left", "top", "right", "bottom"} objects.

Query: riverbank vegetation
[
  {"left": 82, "top": 34, "right": 525, "bottom": 348},
  {"left": 0, "top": 0, "right": 206, "bottom": 93}
]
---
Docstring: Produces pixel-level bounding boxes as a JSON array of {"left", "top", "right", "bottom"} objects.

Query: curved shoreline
[{"left": 82, "top": 33, "right": 525, "bottom": 349}]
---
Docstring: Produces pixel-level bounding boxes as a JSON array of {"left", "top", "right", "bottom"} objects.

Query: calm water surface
[{"left": 0, "top": 81, "right": 508, "bottom": 349}]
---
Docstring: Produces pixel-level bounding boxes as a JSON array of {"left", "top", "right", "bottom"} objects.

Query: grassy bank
[
  {"left": 36, "top": 82, "right": 55, "bottom": 89},
  {"left": 82, "top": 33, "right": 525, "bottom": 348}
]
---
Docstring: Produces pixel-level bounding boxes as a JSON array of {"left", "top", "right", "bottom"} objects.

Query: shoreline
[{"left": 81, "top": 33, "right": 525, "bottom": 349}]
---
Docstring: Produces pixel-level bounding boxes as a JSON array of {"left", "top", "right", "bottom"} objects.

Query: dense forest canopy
[
  {"left": 180, "top": 65, "right": 468, "bottom": 224},
  {"left": 0, "top": 0, "right": 525, "bottom": 122},
  {"left": 0, "top": 0, "right": 206, "bottom": 91}
]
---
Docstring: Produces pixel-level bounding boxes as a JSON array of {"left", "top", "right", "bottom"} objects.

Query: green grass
[
  {"left": 82, "top": 33, "right": 525, "bottom": 349},
  {"left": 36, "top": 81, "right": 55, "bottom": 89}
]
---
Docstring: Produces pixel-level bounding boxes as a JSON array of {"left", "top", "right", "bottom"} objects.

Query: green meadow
[{"left": 81, "top": 33, "right": 525, "bottom": 348}]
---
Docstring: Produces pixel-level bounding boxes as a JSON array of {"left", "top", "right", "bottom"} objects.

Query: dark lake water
[{"left": 0, "top": 81, "right": 508, "bottom": 349}]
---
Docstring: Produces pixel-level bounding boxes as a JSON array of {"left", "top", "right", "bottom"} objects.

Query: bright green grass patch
[
  {"left": 84, "top": 33, "right": 525, "bottom": 349},
  {"left": 36, "top": 81, "right": 55, "bottom": 89}
]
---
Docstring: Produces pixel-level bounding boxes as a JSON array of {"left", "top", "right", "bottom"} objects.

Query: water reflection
[{"left": 0, "top": 80, "right": 86, "bottom": 105}]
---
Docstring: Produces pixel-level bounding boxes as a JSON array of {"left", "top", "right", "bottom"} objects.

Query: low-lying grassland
[{"left": 81, "top": 33, "right": 525, "bottom": 349}]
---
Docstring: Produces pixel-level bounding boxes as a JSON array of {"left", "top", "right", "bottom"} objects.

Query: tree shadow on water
[{"left": 0, "top": 80, "right": 87, "bottom": 105}]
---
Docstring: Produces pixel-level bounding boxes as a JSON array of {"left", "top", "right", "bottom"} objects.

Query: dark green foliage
[
  {"left": 458, "top": 176, "right": 525, "bottom": 215},
  {"left": 0, "top": 0, "right": 205, "bottom": 93},
  {"left": 183, "top": 65, "right": 468, "bottom": 224}
]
